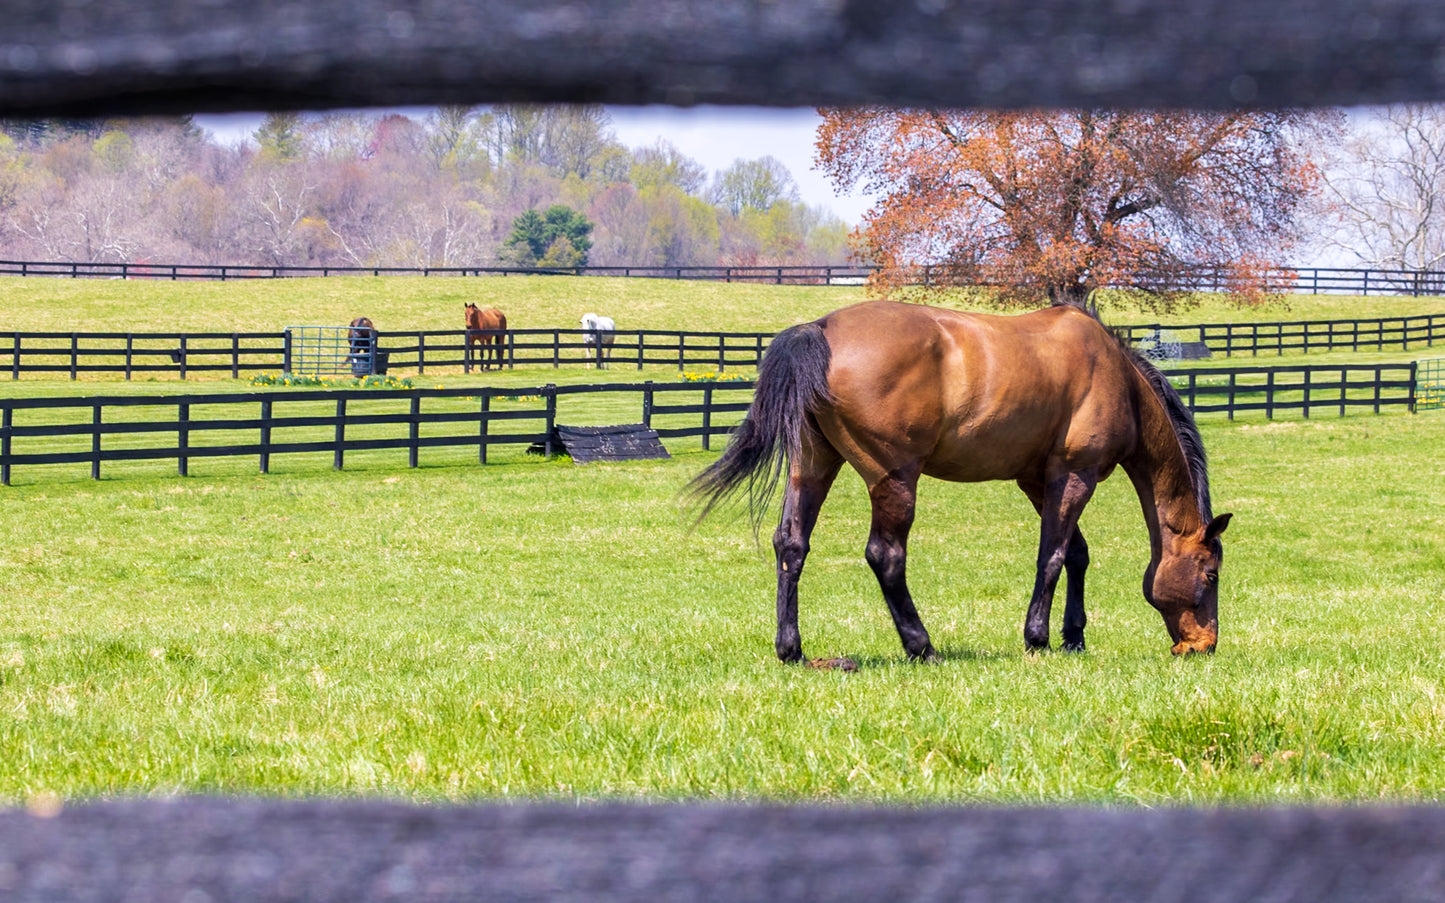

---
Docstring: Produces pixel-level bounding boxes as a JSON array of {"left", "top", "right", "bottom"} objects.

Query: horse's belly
[{"left": 922, "top": 430, "right": 1048, "bottom": 482}]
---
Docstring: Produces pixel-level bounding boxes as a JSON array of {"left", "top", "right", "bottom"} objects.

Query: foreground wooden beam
[
  {"left": 3, "top": 798, "right": 1443, "bottom": 901},
  {"left": 2, "top": 0, "right": 1445, "bottom": 116}
]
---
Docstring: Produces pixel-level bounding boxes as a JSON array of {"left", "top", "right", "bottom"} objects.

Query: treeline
[{"left": 0, "top": 107, "right": 853, "bottom": 269}]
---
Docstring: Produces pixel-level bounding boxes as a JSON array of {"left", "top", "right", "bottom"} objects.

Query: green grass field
[
  {"left": 4, "top": 272, "right": 1443, "bottom": 336},
  {"left": 1, "top": 416, "right": 1442, "bottom": 803},
  {"left": 0, "top": 277, "right": 1443, "bottom": 806}
]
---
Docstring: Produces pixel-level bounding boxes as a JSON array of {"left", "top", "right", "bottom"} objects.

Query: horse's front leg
[
  {"left": 1060, "top": 528, "right": 1090, "bottom": 651},
  {"left": 866, "top": 466, "right": 938, "bottom": 662},
  {"left": 773, "top": 461, "right": 840, "bottom": 664},
  {"left": 1022, "top": 471, "right": 1097, "bottom": 652}
]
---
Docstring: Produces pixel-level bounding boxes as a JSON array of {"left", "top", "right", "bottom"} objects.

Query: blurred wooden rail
[{"left": 1, "top": 799, "right": 1442, "bottom": 902}]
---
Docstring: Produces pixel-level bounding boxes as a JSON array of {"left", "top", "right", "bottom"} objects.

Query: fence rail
[
  {"left": 3, "top": 314, "right": 1443, "bottom": 381},
  {"left": 0, "top": 362, "right": 1432, "bottom": 485},
  {"left": 8, "top": 258, "right": 1445, "bottom": 295}
]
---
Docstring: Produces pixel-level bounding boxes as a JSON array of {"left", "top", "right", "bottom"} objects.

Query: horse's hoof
[
  {"left": 1061, "top": 641, "right": 1086, "bottom": 653},
  {"left": 807, "top": 657, "right": 859, "bottom": 672}
]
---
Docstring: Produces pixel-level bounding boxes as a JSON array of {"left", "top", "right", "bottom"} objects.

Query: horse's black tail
[{"left": 688, "top": 321, "right": 832, "bottom": 530}]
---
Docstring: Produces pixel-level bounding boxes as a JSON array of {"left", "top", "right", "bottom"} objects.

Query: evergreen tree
[{"left": 504, "top": 204, "right": 594, "bottom": 266}]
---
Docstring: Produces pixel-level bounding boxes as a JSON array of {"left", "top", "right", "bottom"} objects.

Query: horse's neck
[{"left": 1123, "top": 374, "right": 1206, "bottom": 549}]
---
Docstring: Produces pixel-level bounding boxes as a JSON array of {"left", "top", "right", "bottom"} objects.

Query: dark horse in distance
[
  {"left": 347, "top": 316, "right": 384, "bottom": 376},
  {"left": 464, "top": 303, "right": 508, "bottom": 372},
  {"left": 691, "top": 300, "right": 1230, "bottom": 666}
]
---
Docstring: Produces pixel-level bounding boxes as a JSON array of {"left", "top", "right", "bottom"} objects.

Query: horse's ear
[{"left": 1204, "top": 513, "right": 1232, "bottom": 542}]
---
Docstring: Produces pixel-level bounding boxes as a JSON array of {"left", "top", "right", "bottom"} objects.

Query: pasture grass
[
  {"left": 1, "top": 412, "right": 1443, "bottom": 804},
  {"left": 4, "top": 273, "right": 1442, "bottom": 336}
]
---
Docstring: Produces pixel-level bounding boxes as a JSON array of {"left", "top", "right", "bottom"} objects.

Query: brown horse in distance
[
  {"left": 691, "top": 300, "right": 1230, "bottom": 666},
  {"left": 464, "top": 303, "right": 507, "bottom": 372}
]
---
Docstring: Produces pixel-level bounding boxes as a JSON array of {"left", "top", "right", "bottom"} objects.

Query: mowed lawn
[{"left": 0, "top": 410, "right": 1442, "bottom": 804}]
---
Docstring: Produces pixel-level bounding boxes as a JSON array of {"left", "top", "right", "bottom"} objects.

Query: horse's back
[{"left": 813, "top": 301, "right": 1140, "bottom": 483}]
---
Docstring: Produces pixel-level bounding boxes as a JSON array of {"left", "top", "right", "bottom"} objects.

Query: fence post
[
  {"left": 702, "top": 385, "right": 714, "bottom": 451},
  {"left": 408, "top": 395, "right": 421, "bottom": 468},
  {"left": 334, "top": 398, "right": 347, "bottom": 470},
  {"left": 177, "top": 403, "right": 189, "bottom": 477},
  {"left": 718, "top": 335, "right": 726, "bottom": 372},
  {"left": 232, "top": 333, "right": 240, "bottom": 380},
  {"left": 70, "top": 333, "right": 78, "bottom": 380},
  {"left": 282, "top": 329, "right": 293, "bottom": 376},
  {"left": 260, "top": 399, "right": 272, "bottom": 474},
  {"left": 479, "top": 393, "right": 490, "bottom": 464},
  {"left": 1409, "top": 361, "right": 1418, "bottom": 413},
  {"left": 91, "top": 404, "right": 102, "bottom": 480},
  {"left": 1, "top": 405, "right": 10, "bottom": 485},
  {"left": 418, "top": 333, "right": 426, "bottom": 375},
  {"left": 642, "top": 381, "right": 654, "bottom": 429},
  {"left": 1266, "top": 371, "right": 1275, "bottom": 420},
  {"left": 1302, "top": 369, "right": 1312, "bottom": 419},
  {"left": 544, "top": 385, "right": 557, "bottom": 458},
  {"left": 10, "top": 335, "right": 17, "bottom": 380},
  {"left": 637, "top": 331, "right": 644, "bottom": 371}
]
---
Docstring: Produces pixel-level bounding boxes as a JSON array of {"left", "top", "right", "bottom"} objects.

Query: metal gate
[
  {"left": 1416, "top": 358, "right": 1445, "bottom": 411},
  {"left": 284, "top": 326, "right": 380, "bottom": 377}
]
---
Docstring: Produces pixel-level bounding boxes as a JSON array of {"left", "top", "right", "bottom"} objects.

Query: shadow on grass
[{"left": 805, "top": 646, "right": 1021, "bottom": 671}]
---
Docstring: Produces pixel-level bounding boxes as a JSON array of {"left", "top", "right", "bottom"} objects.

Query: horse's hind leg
[
  {"left": 773, "top": 449, "right": 843, "bottom": 663},
  {"left": 866, "top": 465, "right": 938, "bottom": 662}
]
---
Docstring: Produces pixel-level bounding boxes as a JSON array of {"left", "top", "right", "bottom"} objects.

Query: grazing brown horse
[
  {"left": 691, "top": 300, "right": 1230, "bottom": 665},
  {"left": 464, "top": 303, "right": 507, "bottom": 372}
]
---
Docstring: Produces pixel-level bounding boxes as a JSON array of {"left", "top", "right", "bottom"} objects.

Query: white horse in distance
[{"left": 580, "top": 312, "right": 616, "bottom": 369}]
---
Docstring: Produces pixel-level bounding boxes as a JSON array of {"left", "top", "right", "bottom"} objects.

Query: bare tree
[
  {"left": 1317, "top": 104, "right": 1445, "bottom": 271},
  {"left": 236, "top": 161, "right": 316, "bottom": 265}
]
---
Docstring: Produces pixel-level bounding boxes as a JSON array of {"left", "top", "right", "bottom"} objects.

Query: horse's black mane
[{"left": 1080, "top": 306, "right": 1214, "bottom": 521}]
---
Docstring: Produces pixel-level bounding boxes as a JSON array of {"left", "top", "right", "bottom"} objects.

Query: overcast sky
[{"left": 194, "top": 106, "right": 877, "bottom": 226}]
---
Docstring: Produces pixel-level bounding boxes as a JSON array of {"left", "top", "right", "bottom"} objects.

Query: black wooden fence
[
  {"left": 1167, "top": 362, "right": 1420, "bottom": 419},
  {"left": 0, "top": 362, "right": 1431, "bottom": 485},
  {"left": 0, "top": 381, "right": 753, "bottom": 485},
  {"left": 0, "top": 259, "right": 874, "bottom": 285},
  {"left": 1115, "top": 314, "right": 1445, "bottom": 357},
  {"left": 0, "top": 328, "right": 772, "bottom": 379},
  {"left": 3, "top": 314, "right": 1443, "bottom": 381},
  {"left": 8, "top": 258, "right": 1445, "bottom": 295}
]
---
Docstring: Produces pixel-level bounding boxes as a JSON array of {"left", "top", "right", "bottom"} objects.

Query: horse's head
[
  {"left": 1145, "top": 513, "right": 1230, "bottom": 655},
  {"left": 464, "top": 303, "right": 480, "bottom": 329}
]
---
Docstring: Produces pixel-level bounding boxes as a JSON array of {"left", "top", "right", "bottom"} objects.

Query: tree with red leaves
[{"left": 816, "top": 108, "right": 1337, "bottom": 310}]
